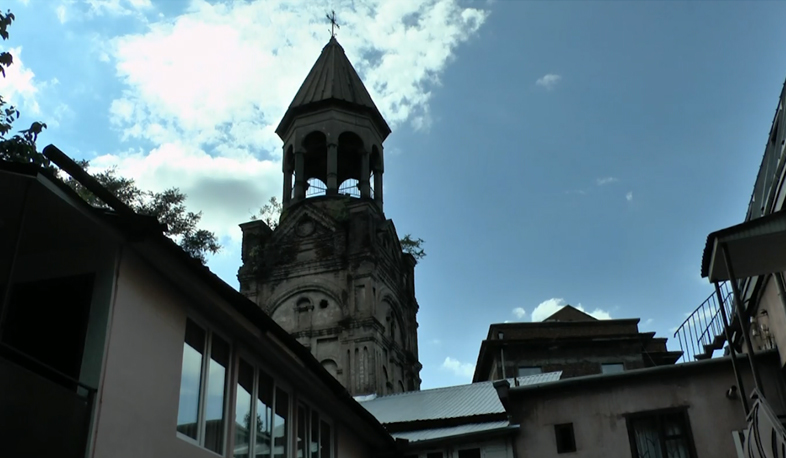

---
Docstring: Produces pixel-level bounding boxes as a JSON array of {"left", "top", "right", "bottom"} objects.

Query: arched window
[{"left": 302, "top": 131, "right": 327, "bottom": 198}]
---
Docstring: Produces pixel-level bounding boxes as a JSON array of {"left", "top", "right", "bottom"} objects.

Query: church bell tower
[{"left": 238, "top": 36, "right": 422, "bottom": 396}]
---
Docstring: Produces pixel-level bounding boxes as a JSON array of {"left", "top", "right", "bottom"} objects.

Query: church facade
[{"left": 238, "top": 37, "right": 422, "bottom": 397}]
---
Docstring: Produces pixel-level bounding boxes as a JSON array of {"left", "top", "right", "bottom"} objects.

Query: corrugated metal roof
[
  {"left": 358, "top": 372, "right": 562, "bottom": 424},
  {"left": 391, "top": 421, "right": 514, "bottom": 443},
  {"left": 276, "top": 37, "right": 390, "bottom": 137}
]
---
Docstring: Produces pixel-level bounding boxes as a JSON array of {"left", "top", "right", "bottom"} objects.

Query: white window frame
[
  {"left": 233, "top": 349, "right": 294, "bottom": 458},
  {"left": 176, "top": 316, "right": 232, "bottom": 456},
  {"left": 293, "top": 392, "right": 335, "bottom": 458}
]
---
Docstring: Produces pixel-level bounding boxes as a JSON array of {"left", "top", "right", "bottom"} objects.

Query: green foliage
[
  {"left": 0, "top": 9, "right": 49, "bottom": 169},
  {"left": 63, "top": 165, "right": 221, "bottom": 264},
  {"left": 400, "top": 234, "right": 426, "bottom": 262},
  {"left": 252, "top": 196, "right": 283, "bottom": 229},
  {"left": 0, "top": 10, "right": 220, "bottom": 264}
]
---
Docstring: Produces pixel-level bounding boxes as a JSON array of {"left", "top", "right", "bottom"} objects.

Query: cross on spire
[{"left": 326, "top": 10, "right": 340, "bottom": 38}]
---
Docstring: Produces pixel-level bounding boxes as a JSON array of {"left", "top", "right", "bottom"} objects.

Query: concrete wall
[
  {"left": 90, "top": 249, "right": 378, "bottom": 458},
  {"left": 508, "top": 356, "right": 786, "bottom": 458}
]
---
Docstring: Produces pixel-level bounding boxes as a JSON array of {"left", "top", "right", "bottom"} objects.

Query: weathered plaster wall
[{"left": 508, "top": 356, "right": 786, "bottom": 458}]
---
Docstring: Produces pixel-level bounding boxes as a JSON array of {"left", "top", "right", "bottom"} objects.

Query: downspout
[
  {"left": 715, "top": 281, "right": 748, "bottom": 415},
  {"left": 721, "top": 243, "right": 765, "bottom": 397},
  {"left": 500, "top": 345, "right": 507, "bottom": 380},
  {"left": 773, "top": 273, "right": 786, "bottom": 329},
  {"left": 0, "top": 181, "right": 31, "bottom": 342}
]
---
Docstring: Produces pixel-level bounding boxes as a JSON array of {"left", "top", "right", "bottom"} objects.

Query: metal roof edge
[
  {"left": 508, "top": 349, "right": 779, "bottom": 396},
  {"left": 394, "top": 423, "right": 519, "bottom": 449}
]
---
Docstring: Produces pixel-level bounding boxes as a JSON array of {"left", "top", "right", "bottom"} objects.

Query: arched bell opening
[
  {"left": 370, "top": 145, "right": 383, "bottom": 209},
  {"left": 337, "top": 131, "right": 365, "bottom": 198},
  {"left": 302, "top": 131, "right": 328, "bottom": 198},
  {"left": 307, "top": 178, "right": 327, "bottom": 197}
]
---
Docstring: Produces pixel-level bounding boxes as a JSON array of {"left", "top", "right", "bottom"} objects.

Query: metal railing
[
  {"left": 742, "top": 389, "right": 786, "bottom": 458},
  {"left": 338, "top": 178, "right": 360, "bottom": 197},
  {"left": 306, "top": 178, "right": 327, "bottom": 197},
  {"left": 674, "top": 282, "right": 733, "bottom": 362}
]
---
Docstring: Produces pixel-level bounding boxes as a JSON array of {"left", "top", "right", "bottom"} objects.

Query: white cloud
[
  {"left": 512, "top": 307, "right": 527, "bottom": 319},
  {"left": 85, "top": 0, "right": 151, "bottom": 16},
  {"left": 596, "top": 177, "right": 618, "bottom": 186},
  {"left": 91, "top": 142, "right": 279, "bottom": 242},
  {"left": 99, "top": 0, "right": 489, "bottom": 249},
  {"left": 644, "top": 318, "right": 654, "bottom": 326},
  {"left": 56, "top": 4, "right": 68, "bottom": 23},
  {"left": 430, "top": 338, "right": 442, "bottom": 345},
  {"left": 441, "top": 357, "right": 475, "bottom": 379},
  {"left": 626, "top": 191, "right": 633, "bottom": 202},
  {"left": 0, "top": 47, "right": 41, "bottom": 116},
  {"left": 531, "top": 298, "right": 612, "bottom": 322},
  {"left": 536, "top": 73, "right": 561, "bottom": 90}
]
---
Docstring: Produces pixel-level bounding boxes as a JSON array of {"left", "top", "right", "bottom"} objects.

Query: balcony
[{"left": 0, "top": 343, "right": 96, "bottom": 458}]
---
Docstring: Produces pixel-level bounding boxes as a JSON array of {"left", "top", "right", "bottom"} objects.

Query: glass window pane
[
  {"left": 631, "top": 417, "right": 662, "bottom": 458},
  {"left": 205, "top": 335, "right": 230, "bottom": 454},
  {"left": 274, "top": 388, "right": 289, "bottom": 458},
  {"left": 601, "top": 363, "right": 625, "bottom": 374},
  {"left": 177, "top": 320, "right": 205, "bottom": 439},
  {"left": 256, "top": 371, "right": 274, "bottom": 458},
  {"left": 665, "top": 439, "right": 689, "bottom": 458},
  {"left": 297, "top": 405, "right": 307, "bottom": 458},
  {"left": 319, "top": 421, "right": 331, "bottom": 458},
  {"left": 235, "top": 359, "right": 254, "bottom": 458},
  {"left": 311, "top": 411, "right": 320, "bottom": 458},
  {"left": 517, "top": 366, "right": 542, "bottom": 377},
  {"left": 663, "top": 413, "right": 685, "bottom": 437}
]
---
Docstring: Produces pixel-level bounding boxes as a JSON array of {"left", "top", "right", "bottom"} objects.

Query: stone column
[
  {"left": 282, "top": 163, "right": 293, "bottom": 206},
  {"left": 293, "top": 151, "right": 306, "bottom": 200},
  {"left": 326, "top": 143, "right": 338, "bottom": 195},
  {"left": 360, "top": 151, "right": 371, "bottom": 198},
  {"left": 374, "top": 169, "right": 383, "bottom": 210}
]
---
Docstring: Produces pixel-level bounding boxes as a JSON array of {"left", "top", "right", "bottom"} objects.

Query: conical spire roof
[{"left": 276, "top": 37, "right": 391, "bottom": 139}]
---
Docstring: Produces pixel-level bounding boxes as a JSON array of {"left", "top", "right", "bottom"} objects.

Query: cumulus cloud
[
  {"left": 536, "top": 73, "right": 561, "bottom": 90},
  {"left": 91, "top": 142, "right": 279, "bottom": 241},
  {"left": 441, "top": 357, "right": 475, "bottom": 379},
  {"left": 512, "top": 307, "right": 526, "bottom": 319},
  {"left": 0, "top": 47, "right": 41, "bottom": 115},
  {"left": 626, "top": 191, "right": 634, "bottom": 202},
  {"left": 530, "top": 298, "right": 612, "bottom": 322},
  {"left": 596, "top": 177, "right": 618, "bottom": 186},
  {"left": 96, "top": 0, "right": 489, "bottom": 251}
]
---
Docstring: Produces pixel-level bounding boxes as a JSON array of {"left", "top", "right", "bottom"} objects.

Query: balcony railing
[
  {"left": 674, "top": 282, "right": 734, "bottom": 362},
  {"left": 742, "top": 389, "right": 786, "bottom": 458},
  {"left": 0, "top": 342, "right": 97, "bottom": 458}
]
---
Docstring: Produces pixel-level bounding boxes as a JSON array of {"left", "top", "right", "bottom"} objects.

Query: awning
[{"left": 702, "top": 211, "right": 786, "bottom": 282}]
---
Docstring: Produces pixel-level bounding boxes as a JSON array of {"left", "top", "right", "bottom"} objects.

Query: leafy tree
[
  {"left": 252, "top": 196, "right": 283, "bottom": 229},
  {"left": 63, "top": 165, "right": 221, "bottom": 263},
  {"left": 400, "top": 234, "right": 426, "bottom": 262},
  {"left": 0, "top": 10, "right": 220, "bottom": 263}
]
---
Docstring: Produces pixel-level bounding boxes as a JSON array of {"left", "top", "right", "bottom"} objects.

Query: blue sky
[{"left": 4, "top": 0, "right": 786, "bottom": 389}]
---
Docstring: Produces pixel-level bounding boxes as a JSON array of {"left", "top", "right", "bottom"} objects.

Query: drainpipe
[
  {"left": 721, "top": 243, "right": 765, "bottom": 397},
  {"left": 773, "top": 273, "right": 786, "bottom": 328},
  {"left": 500, "top": 346, "right": 507, "bottom": 380},
  {"left": 715, "top": 281, "right": 749, "bottom": 415},
  {"left": 0, "top": 182, "right": 31, "bottom": 342}
]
